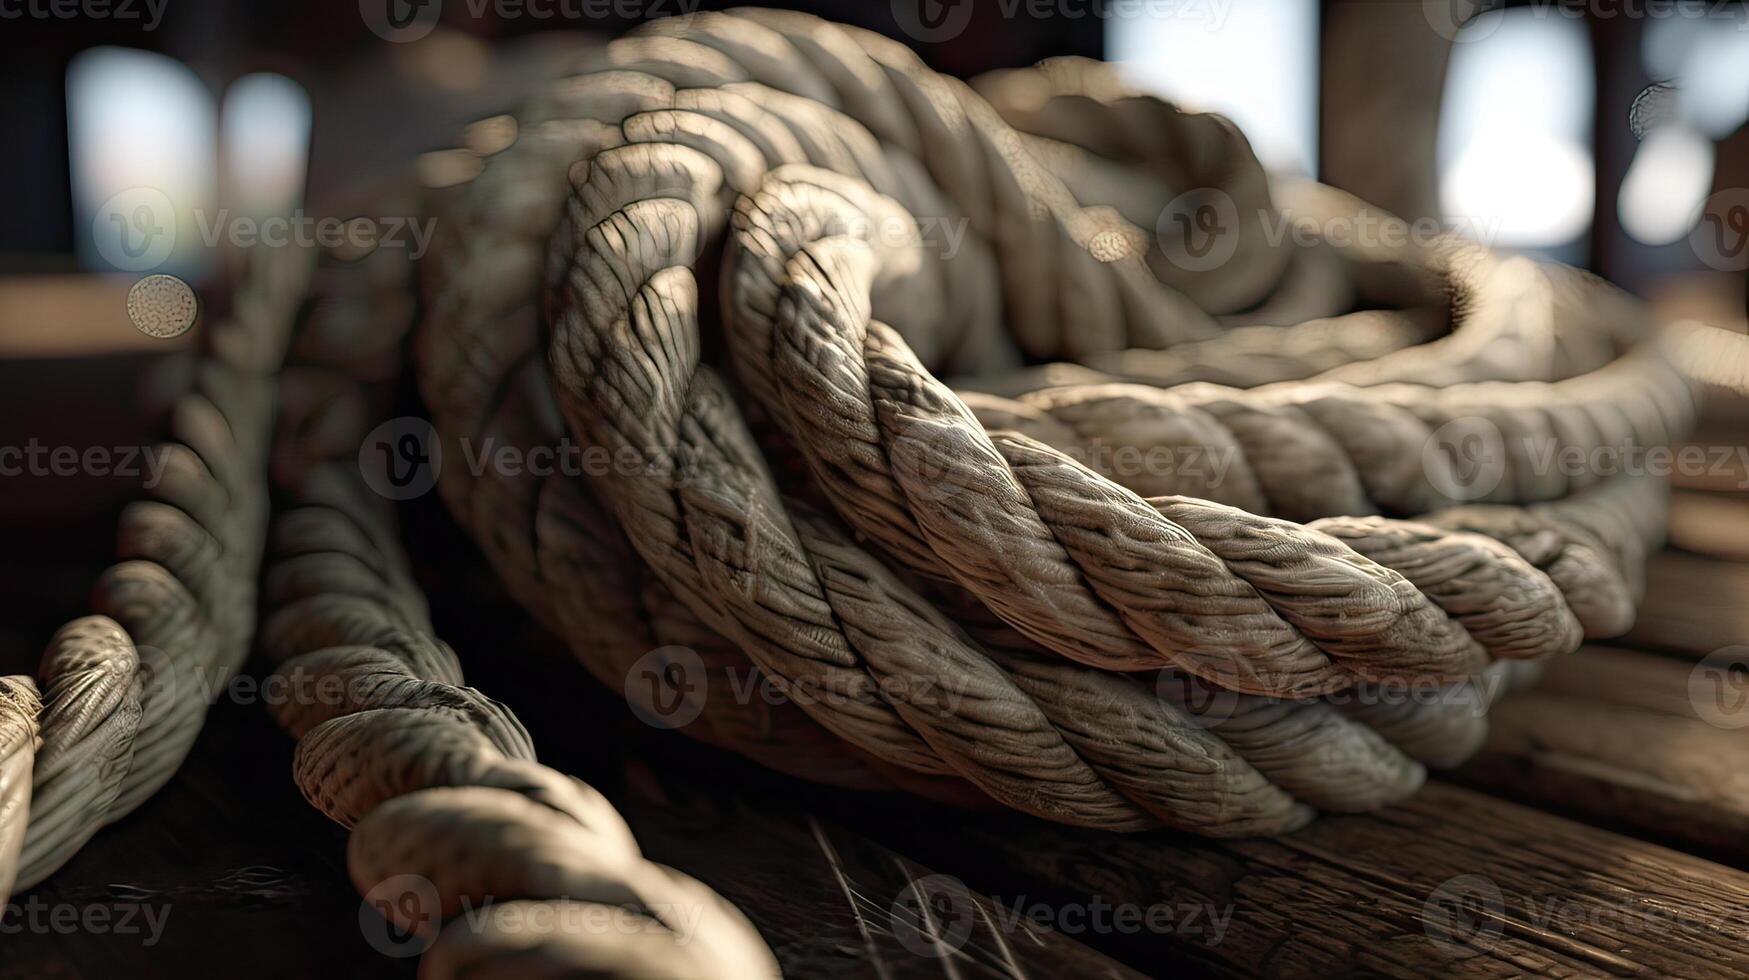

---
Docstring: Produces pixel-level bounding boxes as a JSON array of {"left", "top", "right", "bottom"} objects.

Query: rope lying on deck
[
  {"left": 411, "top": 8, "right": 1693, "bottom": 834},
  {"left": 0, "top": 247, "right": 310, "bottom": 905},
  {"left": 259, "top": 240, "right": 776, "bottom": 974}
]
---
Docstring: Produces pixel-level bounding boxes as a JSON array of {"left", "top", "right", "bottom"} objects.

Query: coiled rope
[
  {"left": 409, "top": 8, "right": 1692, "bottom": 835},
  {"left": 0, "top": 246, "right": 311, "bottom": 904},
  {"left": 0, "top": 12, "right": 1716, "bottom": 967}
]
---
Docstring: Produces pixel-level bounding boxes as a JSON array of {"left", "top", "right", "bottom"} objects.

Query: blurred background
[{"left": 2, "top": 0, "right": 1747, "bottom": 657}]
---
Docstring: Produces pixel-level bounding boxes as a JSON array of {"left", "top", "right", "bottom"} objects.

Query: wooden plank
[
  {"left": 1668, "top": 490, "right": 1749, "bottom": 562},
  {"left": 1628, "top": 550, "right": 1749, "bottom": 657},
  {"left": 0, "top": 276, "right": 195, "bottom": 358},
  {"left": 1, "top": 661, "right": 1141, "bottom": 979},
  {"left": 628, "top": 800, "right": 1144, "bottom": 980},
  {"left": 0, "top": 701, "right": 403, "bottom": 980},
  {"left": 1668, "top": 436, "right": 1749, "bottom": 494},
  {"left": 809, "top": 782, "right": 1749, "bottom": 979},
  {"left": 1455, "top": 645, "right": 1749, "bottom": 867}
]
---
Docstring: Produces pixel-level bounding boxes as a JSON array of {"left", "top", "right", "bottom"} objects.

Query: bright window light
[
  {"left": 1438, "top": 10, "right": 1594, "bottom": 249},
  {"left": 1105, "top": 0, "right": 1319, "bottom": 176},
  {"left": 1618, "top": 124, "right": 1715, "bottom": 245},
  {"left": 1677, "top": 30, "right": 1749, "bottom": 139},
  {"left": 221, "top": 73, "right": 311, "bottom": 219},
  {"left": 68, "top": 47, "right": 216, "bottom": 277}
]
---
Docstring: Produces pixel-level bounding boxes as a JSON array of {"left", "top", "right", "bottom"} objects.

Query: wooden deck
[{"left": 4, "top": 389, "right": 1749, "bottom": 977}]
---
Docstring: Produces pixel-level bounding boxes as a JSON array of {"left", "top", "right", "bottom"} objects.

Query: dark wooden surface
[{"left": 6, "top": 397, "right": 1749, "bottom": 977}]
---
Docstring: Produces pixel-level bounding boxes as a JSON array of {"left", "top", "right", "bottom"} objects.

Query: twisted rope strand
[
  {"left": 0, "top": 245, "right": 311, "bottom": 903},
  {"left": 406, "top": 9, "right": 1689, "bottom": 835}
]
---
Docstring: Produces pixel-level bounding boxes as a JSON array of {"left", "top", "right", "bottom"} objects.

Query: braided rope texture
[
  {"left": 410, "top": 8, "right": 1694, "bottom": 836},
  {"left": 261, "top": 226, "right": 777, "bottom": 974},
  {"left": 0, "top": 246, "right": 312, "bottom": 904}
]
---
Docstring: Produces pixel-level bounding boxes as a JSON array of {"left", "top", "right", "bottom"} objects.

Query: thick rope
[
  {"left": 409, "top": 10, "right": 1691, "bottom": 833},
  {"left": 248, "top": 189, "right": 777, "bottom": 976},
  {"left": 0, "top": 246, "right": 311, "bottom": 904},
  {"left": 260, "top": 429, "right": 776, "bottom": 978}
]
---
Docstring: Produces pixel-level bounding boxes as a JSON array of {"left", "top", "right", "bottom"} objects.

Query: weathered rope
[
  {"left": 0, "top": 246, "right": 311, "bottom": 904},
  {"left": 254, "top": 196, "right": 777, "bottom": 976},
  {"left": 410, "top": 9, "right": 1692, "bottom": 833},
  {"left": 259, "top": 406, "right": 776, "bottom": 976}
]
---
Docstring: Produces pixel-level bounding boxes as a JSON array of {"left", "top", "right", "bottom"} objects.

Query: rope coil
[
  {"left": 0, "top": 12, "right": 1710, "bottom": 968},
  {"left": 415, "top": 9, "right": 1692, "bottom": 835}
]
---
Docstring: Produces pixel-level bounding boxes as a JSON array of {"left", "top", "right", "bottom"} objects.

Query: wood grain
[
  {"left": 1629, "top": 550, "right": 1749, "bottom": 657},
  {"left": 812, "top": 782, "right": 1749, "bottom": 979},
  {"left": 1458, "top": 645, "right": 1749, "bottom": 867}
]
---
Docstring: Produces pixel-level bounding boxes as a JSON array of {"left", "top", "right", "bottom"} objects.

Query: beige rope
[
  {"left": 257, "top": 199, "right": 778, "bottom": 976},
  {"left": 0, "top": 245, "right": 311, "bottom": 904},
  {"left": 261, "top": 446, "right": 776, "bottom": 978},
  {"left": 407, "top": 8, "right": 1691, "bottom": 835},
  {"left": 400, "top": 9, "right": 1693, "bottom": 833}
]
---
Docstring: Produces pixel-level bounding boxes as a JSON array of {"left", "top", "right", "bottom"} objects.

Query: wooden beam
[{"left": 1458, "top": 645, "right": 1749, "bottom": 867}]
